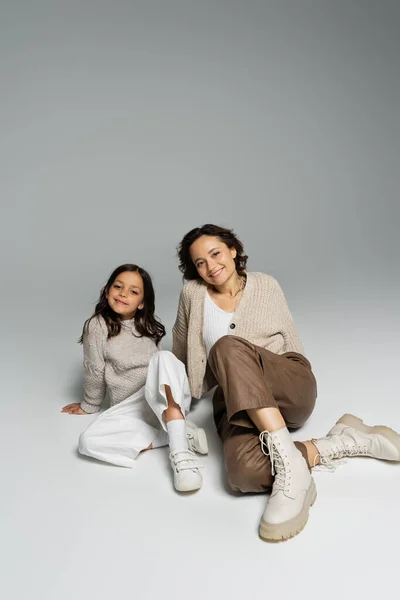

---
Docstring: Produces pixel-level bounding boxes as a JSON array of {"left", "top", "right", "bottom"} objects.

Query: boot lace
[
  {"left": 259, "top": 432, "right": 291, "bottom": 492},
  {"left": 312, "top": 441, "right": 369, "bottom": 472}
]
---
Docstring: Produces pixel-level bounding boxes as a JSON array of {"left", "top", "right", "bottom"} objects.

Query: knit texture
[
  {"left": 172, "top": 272, "right": 304, "bottom": 399},
  {"left": 81, "top": 316, "right": 158, "bottom": 413}
]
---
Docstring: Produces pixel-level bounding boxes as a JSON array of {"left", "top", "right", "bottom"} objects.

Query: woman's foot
[
  {"left": 259, "top": 427, "right": 317, "bottom": 542},
  {"left": 312, "top": 414, "right": 400, "bottom": 469}
]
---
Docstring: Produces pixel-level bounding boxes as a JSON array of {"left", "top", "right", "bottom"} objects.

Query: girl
[
  {"left": 62, "top": 264, "right": 207, "bottom": 493},
  {"left": 173, "top": 224, "right": 400, "bottom": 540}
]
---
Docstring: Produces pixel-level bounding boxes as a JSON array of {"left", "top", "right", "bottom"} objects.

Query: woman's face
[
  {"left": 106, "top": 271, "right": 145, "bottom": 319},
  {"left": 189, "top": 235, "right": 237, "bottom": 286}
]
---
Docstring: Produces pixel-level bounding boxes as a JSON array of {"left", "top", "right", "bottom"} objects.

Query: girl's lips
[{"left": 115, "top": 298, "right": 128, "bottom": 305}]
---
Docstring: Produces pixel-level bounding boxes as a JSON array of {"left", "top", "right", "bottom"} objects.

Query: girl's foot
[
  {"left": 169, "top": 450, "right": 204, "bottom": 492},
  {"left": 186, "top": 420, "right": 208, "bottom": 454}
]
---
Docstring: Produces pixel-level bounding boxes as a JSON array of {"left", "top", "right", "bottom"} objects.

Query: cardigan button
[{"left": 230, "top": 323, "right": 236, "bottom": 329}]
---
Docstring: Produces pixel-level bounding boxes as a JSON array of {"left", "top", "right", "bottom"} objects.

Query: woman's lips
[{"left": 209, "top": 267, "right": 224, "bottom": 278}]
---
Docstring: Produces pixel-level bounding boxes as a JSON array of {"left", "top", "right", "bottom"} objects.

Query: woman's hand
[{"left": 61, "top": 403, "right": 88, "bottom": 415}]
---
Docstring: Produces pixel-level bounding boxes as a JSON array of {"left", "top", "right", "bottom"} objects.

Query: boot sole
[
  {"left": 259, "top": 478, "right": 317, "bottom": 542},
  {"left": 337, "top": 414, "right": 400, "bottom": 460}
]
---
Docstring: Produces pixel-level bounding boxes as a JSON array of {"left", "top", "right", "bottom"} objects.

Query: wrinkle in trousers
[
  {"left": 208, "top": 336, "right": 317, "bottom": 493},
  {"left": 78, "top": 351, "right": 192, "bottom": 468}
]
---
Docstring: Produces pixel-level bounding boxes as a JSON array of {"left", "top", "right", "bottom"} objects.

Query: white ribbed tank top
[{"left": 203, "top": 291, "right": 234, "bottom": 357}]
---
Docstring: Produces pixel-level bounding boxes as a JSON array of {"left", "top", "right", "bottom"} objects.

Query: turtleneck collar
[{"left": 120, "top": 317, "right": 136, "bottom": 330}]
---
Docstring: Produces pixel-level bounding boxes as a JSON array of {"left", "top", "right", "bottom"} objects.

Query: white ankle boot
[
  {"left": 259, "top": 427, "right": 317, "bottom": 542},
  {"left": 186, "top": 420, "right": 208, "bottom": 455},
  {"left": 313, "top": 414, "right": 400, "bottom": 470},
  {"left": 169, "top": 450, "right": 204, "bottom": 492}
]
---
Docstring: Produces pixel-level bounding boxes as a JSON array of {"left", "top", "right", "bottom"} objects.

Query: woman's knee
[
  {"left": 209, "top": 335, "right": 249, "bottom": 365},
  {"left": 284, "top": 394, "right": 317, "bottom": 430}
]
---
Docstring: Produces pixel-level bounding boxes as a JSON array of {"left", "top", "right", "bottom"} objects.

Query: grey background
[{"left": 1, "top": 1, "right": 399, "bottom": 599}]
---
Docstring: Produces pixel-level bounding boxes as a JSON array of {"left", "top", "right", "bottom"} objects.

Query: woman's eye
[{"left": 212, "top": 252, "right": 219, "bottom": 257}]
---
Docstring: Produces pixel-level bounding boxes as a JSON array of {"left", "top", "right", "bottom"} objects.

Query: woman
[{"left": 172, "top": 224, "right": 400, "bottom": 541}]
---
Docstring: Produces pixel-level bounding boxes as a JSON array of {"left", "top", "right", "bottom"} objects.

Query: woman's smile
[{"left": 209, "top": 267, "right": 224, "bottom": 278}]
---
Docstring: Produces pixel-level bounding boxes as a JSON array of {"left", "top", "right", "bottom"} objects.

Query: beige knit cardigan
[{"left": 172, "top": 272, "right": 304, "bottom": 399}]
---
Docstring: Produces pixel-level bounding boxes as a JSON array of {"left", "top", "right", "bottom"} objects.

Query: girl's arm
[
  {"left": 80, "top": 317, "right": 107, "bottom": 413},
  {"left": 172, "top": 289, "right": 188, "bottom": 366}
]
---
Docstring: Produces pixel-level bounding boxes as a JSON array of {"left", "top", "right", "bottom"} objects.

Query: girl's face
[
  {"left": 106, "top": 271, "right": 145, "bottom": 319},
  {"left": 189, "top": 235, "right": 237, "bottom": 286}
]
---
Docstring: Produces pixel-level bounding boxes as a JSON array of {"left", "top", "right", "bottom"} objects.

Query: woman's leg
[
  {"left": 213, "top": 387, "right": 311, "bottom": 493},
  {"left": 208, "top": 335, "right": 317, "bottom": 541}
]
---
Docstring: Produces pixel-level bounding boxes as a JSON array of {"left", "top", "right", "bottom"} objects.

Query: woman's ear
[{"left": 230, "top": 247, "right": 237, "bottom": 259}]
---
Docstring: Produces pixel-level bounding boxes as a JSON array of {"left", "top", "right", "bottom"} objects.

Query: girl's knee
[{"left": 151, "top": 350, "right": 185, "bottom": 374}]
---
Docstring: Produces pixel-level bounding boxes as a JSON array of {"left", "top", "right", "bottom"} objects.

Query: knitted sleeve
[
  {"left": 272, "top": 278, "right": 304, "bottom": 354},
  {"left": 172, "top": 289, "right": 188, "bottom": 366},
  {"left": 81, "top": 317, "right": 107, "bottom": 414}
]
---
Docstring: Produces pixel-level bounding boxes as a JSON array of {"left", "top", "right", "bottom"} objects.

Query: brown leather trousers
[{"left": 208, "top": 336, "right": 317, "bottom": 493}]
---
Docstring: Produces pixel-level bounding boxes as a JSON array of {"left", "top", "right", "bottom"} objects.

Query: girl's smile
[{"left": 106, "top": 271, "right": 145, "bottom": 319}]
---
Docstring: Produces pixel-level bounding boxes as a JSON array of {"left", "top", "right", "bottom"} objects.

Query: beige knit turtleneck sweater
[{"left": 81, "top": 316, "right": 158, "bottom": 413}]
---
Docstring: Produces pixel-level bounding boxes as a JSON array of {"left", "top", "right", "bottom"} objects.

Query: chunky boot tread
[
  {"left": 259, "top": 478, "right": 317, "bottom": 542},
  {"left": 337, "top": 414, "right": 400, "bottom": 459}
]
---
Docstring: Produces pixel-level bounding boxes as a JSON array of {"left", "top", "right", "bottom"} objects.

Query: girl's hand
[{"left": 61, "top": 403, "right": 88, "bottom": 415}]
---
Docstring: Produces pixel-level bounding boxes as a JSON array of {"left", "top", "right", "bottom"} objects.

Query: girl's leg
[
  {"left": 78, "top": 389, "right": 161, "bottom": 468},
  {"left": 145, "top": 351, "right": 205, "bottom": 492}
]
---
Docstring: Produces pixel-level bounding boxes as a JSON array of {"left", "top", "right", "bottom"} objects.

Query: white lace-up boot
[
  {"left": 259, "top": 427, "right": 317, "bottom": 542},
  {"left": 169, "top": 450, "right": 204, "bottom": 492},
  {"left": 312, "top": 414, "right": 400, "bottom": 470},
  {"left": 186, "top": 420, "right": 208, "bottom": 455}
]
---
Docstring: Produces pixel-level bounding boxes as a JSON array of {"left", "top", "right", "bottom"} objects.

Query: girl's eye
[
  {"left": 114, "top": 284, "right": 121, "bottom": 289},
  {"left": 130, "top": 290, "right": 137, "bottom": 295}
]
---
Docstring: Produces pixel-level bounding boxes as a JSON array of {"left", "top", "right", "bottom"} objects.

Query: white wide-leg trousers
[{"left": 78, "top": 351, "right": 192, "bottom": 468}]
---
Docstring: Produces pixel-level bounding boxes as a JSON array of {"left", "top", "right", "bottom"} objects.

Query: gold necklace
[{"left": 229, "top": 276, "right": 245, "bottom": 299}]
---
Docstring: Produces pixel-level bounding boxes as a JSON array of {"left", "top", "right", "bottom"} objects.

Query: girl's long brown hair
[{"left": 79, "top": 264, "right": 166, "bottom": 345}]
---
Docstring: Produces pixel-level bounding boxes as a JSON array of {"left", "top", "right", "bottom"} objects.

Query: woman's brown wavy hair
[{"left": 177, "top": 224, "right": 248, "bottom": 280}]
